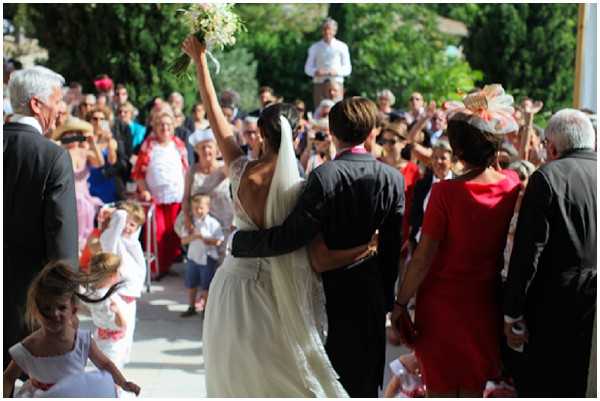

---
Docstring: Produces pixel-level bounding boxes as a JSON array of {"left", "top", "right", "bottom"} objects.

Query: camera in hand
[
  {"left": 60, "top": 133, "right": 87, "bottom": 144},
  {"left": 314, "top": 131, "right": 327, "bottom": 141}
]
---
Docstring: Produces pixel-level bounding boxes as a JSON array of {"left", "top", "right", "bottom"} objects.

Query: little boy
[
  {"left": 178, "top": 193, "right": 224, "bottom": 317},
  {"left": 99, "top": 200, "right": 146, "bottom": 365}
]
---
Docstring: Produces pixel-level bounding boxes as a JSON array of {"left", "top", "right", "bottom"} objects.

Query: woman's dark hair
[
  {"left": 447, "top": 119, "right": 502, "bottom": 167},
  {"left": 257, "top": 103, "right": 300, "bottom": 152}
]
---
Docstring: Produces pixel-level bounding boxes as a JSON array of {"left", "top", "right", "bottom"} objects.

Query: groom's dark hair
[
  {"left": 258, "top": 103, "right": 300, "bottom": 153},
  {"left": 329, "top": 97, "right": 378, "bottom": 145}
]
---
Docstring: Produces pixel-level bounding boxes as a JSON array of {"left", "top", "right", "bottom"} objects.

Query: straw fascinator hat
[
  {"left": 52, "top": 116, "right": 93, "bottom": 140},
  {"left": 446, "top": 84, "right": 519, "bottom": 135}
]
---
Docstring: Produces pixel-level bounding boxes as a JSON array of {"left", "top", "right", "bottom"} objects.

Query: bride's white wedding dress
[{"left": 203, "top": 117, "right": 348, "bottom": 397}]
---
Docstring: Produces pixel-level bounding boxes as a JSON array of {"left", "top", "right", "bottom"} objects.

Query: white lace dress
[{"left": 203, "top": 151, "right": 347, "bottom": 396}]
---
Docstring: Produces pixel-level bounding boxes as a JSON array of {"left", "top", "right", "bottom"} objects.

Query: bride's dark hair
[{"left": 257, "top": 103, "right": 300, "bottom": 153}]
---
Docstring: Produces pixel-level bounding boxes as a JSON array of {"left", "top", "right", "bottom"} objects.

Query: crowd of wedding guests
[{"left": 3, "top": 54, "right": 597, "bottom": 398}]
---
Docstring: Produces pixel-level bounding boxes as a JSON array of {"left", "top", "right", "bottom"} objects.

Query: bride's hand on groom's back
[{"left": 308, "top": 233, "right": 377, "bottom": 273}]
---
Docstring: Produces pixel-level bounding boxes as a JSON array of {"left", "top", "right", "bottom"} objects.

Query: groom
[{"left": 232, "top": 97, "right": 405, "bottom": 397}]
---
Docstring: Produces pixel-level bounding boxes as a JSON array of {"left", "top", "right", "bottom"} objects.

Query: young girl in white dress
[
  {"left": 82, "top": 252, "right": 130, "bottom": 370},
  {"left": 3, "top": 261, "right": 140, "bottom": 398}
]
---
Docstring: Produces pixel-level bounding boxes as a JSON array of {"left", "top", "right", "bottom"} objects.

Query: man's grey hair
[
  {"left": 169, "top": 91, "right": 184, "bottom": 103},
  {"left": 243, "top": 116, "right": 259, "bottom": 126},
  {"left": 84, "top": 94, "right": 97, "bottom": 104},
  {"left": 322, "top": 17, "right": 338, "bottom": 31},
  {"left": 545, "top": 108, "right": 596, "bottom": 154},
  {"left": 432, "top": 139, "right": 452, "bottom": 154},
  {"left": 9, "top": 66, "right": 65, "bottom": 115},
  {"left": 377, "top": 89, "right": 396, "bottom": 106}
]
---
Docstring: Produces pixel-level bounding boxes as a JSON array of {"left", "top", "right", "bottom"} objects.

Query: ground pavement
[{"left": 77, "top": 262, "right": 408, "bottom": 397}]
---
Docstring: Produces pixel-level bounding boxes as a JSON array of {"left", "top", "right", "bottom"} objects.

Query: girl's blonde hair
[
  {"left": 117, "top": 200, "right": 146, "bottom": 226},
  {"left": 25, "top": 260, "right": 122, "bottom": 330}
]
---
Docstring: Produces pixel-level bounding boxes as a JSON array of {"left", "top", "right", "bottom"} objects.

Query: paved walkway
[
  {"left": 81, "top": 262, "right": 206, "bottom": 397},
  {"left": 77, "top": 262, "right": 408, "bottom": 397}
]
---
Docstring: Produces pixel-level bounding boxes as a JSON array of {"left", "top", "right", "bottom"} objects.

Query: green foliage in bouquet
[{"left": 169, "top": 4, "right": 246, "bottom": 79}]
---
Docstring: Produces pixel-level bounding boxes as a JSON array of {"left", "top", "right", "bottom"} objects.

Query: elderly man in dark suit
[
  {"left": 503, "top": 108, "right": 597, "bottom": 397},
  {"left": 4, "top": 66, "right": 78, "bottom": 369}
]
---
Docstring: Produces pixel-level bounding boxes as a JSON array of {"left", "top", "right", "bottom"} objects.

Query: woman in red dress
[{"left": 391, "top": 85, "right": 522, "bottom": 396}]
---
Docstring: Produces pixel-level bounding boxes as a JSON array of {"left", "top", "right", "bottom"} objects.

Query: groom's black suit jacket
[{"left": 232, "top": 151, "right": 405, "bottom": 396}]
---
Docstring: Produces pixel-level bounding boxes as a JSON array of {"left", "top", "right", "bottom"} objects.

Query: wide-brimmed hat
[
  {"left": 189, "top": 128, "right": 216, "bottom": 147},
  {"left": 52, "top": 116, "right": 93, "bottom": 140}
]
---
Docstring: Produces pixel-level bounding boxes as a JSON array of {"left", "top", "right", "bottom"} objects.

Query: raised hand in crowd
[{"left": 517, "top": 99, "right": 544, "bottom": 164}]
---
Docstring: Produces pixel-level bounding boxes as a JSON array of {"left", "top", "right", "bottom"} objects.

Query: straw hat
[
  {"left": 445, "top": 84, "right": 519, "bottom": 135},
  {"left": 52, "top": 116, "right": 93, "bottom": 140}
]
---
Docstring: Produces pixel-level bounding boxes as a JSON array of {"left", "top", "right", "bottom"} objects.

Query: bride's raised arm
[{"left": 181, "top": 35, "right": 244, "bottom": 167}]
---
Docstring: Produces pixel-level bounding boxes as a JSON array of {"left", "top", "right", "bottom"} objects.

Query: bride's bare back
[{"left": 237, "top": 159, "right": 276, "bottom": 229}]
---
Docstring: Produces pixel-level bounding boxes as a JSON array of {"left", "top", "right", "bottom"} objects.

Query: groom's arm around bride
[{"left": 232, "top": 97, "right": 405, "bottom": 397}]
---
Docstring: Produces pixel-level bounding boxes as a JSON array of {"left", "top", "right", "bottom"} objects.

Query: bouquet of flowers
[{"left": 170, "top": 3, "right": 245, "bottom": 77}]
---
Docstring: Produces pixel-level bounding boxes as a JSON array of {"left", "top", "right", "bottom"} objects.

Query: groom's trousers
[{"left": 323, "top": 258, "right": 387, "bottom": 397}]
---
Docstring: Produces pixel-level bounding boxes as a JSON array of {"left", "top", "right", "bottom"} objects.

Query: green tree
[
  {"left": 459, "top": 4, "right": 578, "bottom": 112},
  {"left": 334, "top": 4, "right": 482, "bottom": 106},
  {"left": 16, "top": 4, "right": 259, "bottom": 115},
  {"left": 235, "top": 4, "right": 327, "bottom": 106}
]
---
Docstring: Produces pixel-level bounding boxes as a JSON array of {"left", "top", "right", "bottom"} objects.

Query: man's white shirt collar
[
  {"left": 432, "top": 170, "right": 453, "bottom": 184},
  {"left": 9, "top": 114, "right": 44, "bottom": 135}
]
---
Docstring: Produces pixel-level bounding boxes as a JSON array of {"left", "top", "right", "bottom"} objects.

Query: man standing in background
[{"left": 304, "top": 18, "right": 352, "bottom": 109}]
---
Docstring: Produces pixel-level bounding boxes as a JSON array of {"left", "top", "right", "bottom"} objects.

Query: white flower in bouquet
[{"left": 171, "top": 3, "right": 245, "bottom": 77}]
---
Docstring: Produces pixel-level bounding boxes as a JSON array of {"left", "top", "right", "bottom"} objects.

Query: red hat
[{"left": 94, "top": 75, "right": 113, "bottom": 92}]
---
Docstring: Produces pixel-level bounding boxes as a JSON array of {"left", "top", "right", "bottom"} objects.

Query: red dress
[
  {"left": 400, "top": 162, "right": 420, "bottom": 244},
  {"left": 414, "top": 172, "right": 520, "bottom": 393}
]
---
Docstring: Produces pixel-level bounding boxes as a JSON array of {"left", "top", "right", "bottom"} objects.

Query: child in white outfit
[
  {"left": 3, "top": 261, "right": 140, "bottom": 398},
  {"left": 178, "top": 194, "right": 224, "bottom": 317},
  {"left": 99, "top": 200, "right": 146, "bottom": 365},
  {"left": 82, "top": 253, "right": 129, "bottom": 370}
]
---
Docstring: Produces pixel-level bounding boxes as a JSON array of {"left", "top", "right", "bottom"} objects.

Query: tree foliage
[
  {"left": 333, "top": 4, "right": 483, "bottom": 106},
  {"left": 434, "top": 4, "right": 578, "bottom": 112},
  {"left": 18, "top": 4, "right": 259, "bottom": 114},
  {"left": 234, "top": 4, "right": 326, "bottom": 105},
  {"left": 9, "top": 3, "right": 578, "bottom": 117}
]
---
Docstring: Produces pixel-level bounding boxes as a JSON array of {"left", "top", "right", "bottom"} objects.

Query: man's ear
[
  {"left": 29, "top": 97, "right": 41, "bottom": 116},
  {"left": 547, "top": 142, "right": 559, "bottom": 160}
]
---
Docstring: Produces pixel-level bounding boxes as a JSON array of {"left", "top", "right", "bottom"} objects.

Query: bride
[{"left": 182, "top": 36, "right": 370, "bottom": 397}]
